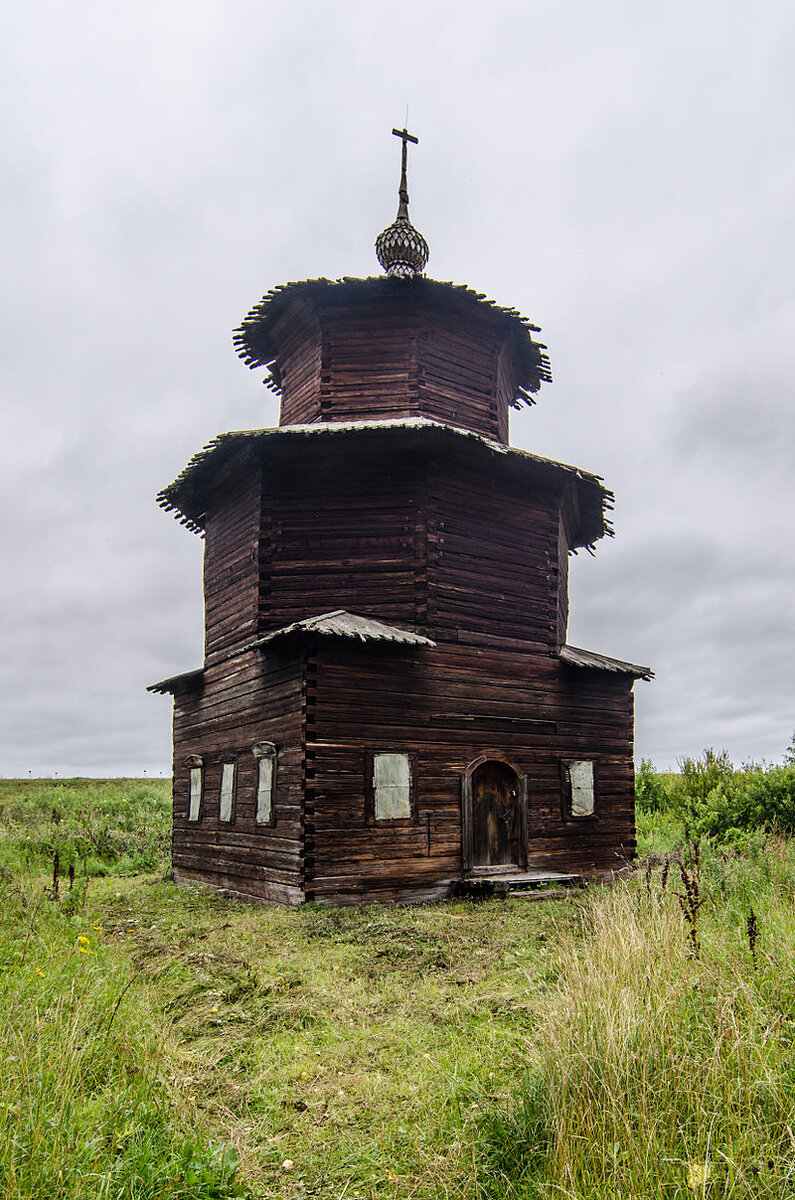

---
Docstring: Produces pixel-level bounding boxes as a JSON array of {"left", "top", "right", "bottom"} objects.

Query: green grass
[
  {"left": 477, "top": 843, "right": 795, "bottom": 1197},
  {"left": 0, "top": 778, "right": 171, "bottom": 878},
  {"left": 2, "top": 779, "right": 795, "bottom": 1198}
]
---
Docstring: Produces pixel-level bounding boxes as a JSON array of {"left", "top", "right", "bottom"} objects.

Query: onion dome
[{"left": 375, "top": 127, "right": 429, "bottom": 278}]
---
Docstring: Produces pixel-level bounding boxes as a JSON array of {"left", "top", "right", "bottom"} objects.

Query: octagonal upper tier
[{"left": 234, "top": 276, "right": 552, "bottom": 445}]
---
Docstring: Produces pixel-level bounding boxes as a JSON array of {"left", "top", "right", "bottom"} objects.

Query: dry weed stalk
[
  {"left": 747, "top": 905, "right": 759, "bottom": 970},
  {"left": 674, "top": 839, "right": 704, "bottom": 959}
]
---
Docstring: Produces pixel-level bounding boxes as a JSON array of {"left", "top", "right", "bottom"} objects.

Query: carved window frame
[
  {"left": 219, "top": 761, "right": 237, "bottom": 824},
  {"left": 184, "top": 754, "right": 203, "bottom": 823},
  {"left": 561, "top": 758, "right": 597, "bottom": 821},
  {"left": 252, "top": 741, "right": 278, "bottom": 827},
  {"left": 364, "top": 751, "right": 418, "bottom": 825}
]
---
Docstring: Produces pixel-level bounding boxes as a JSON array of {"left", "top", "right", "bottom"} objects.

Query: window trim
[
  {"left": 252, "top": 741, "right": 278, "bottom": 827},
  {"left": 365, "top": 751, "right": 418, "bottom": 825},
  {"left": 219, "top": 761, "right": 237, "bottom": 824},
  {"left": 184, "top": 754, "right": 204, "bottom": 822},
  {"left": 561, "top": 758, "right": 598, "bottom": 821}
]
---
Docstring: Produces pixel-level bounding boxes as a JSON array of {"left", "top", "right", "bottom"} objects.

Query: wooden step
[{"left": 451, "top": 871, "right": 583, "bottom": 900}]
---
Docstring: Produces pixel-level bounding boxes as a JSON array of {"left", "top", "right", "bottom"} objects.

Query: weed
[
  {"left": 675, "top": 838, "right": 705, "bottom": 959},
  {"left": 747, "top": 903, "right": 759, "bottom": 970}
]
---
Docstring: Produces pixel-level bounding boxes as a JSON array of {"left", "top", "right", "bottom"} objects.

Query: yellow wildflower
[
  {"left": 35, "top": 968, "right": 45, "bottom": 978},
  {"left": 687, "top": 1162, "right": 711, "bottom": 1189},
  {"left": 77, "top": 935, "right": 91, "bottom": 945}
]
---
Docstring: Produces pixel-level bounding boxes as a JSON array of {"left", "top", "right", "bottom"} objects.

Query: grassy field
[{"left": 2, "top": 775, "right": 795, "bottom": 1198}]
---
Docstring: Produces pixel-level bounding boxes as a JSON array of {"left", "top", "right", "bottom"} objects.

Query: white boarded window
[
  {"left": 569, "top": 760, "right": 595, "bottom": 817},
  {"left": 189, "top": 768, "right": 203, "bottom": 821},
  {"left": 253, "top": 742, "right": 277, "bottom": 825},
  {"left": 219, "top": 762, "right": 235, "bottom": 823},
  {"left": 184, "top": 755, "right": 203, "bottom": 822},
  {"left": 373, "top": 753, "right": 411, "bottom": 820}
]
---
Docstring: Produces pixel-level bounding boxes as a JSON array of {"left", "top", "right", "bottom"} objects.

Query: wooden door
[{"left": 471, "top": 760, "right": 521, "bottom": 869}]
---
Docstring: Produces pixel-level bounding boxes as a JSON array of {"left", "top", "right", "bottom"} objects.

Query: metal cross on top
[
  {"left": 392, "top": 126, "right": 418, "bottom": 216},
  {"left": 375, "top": 125, "right": 429, "bottom": 276}
]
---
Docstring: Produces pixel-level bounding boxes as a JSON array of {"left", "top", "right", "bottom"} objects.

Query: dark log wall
[
  {"left": 305, "top": 640, "right": 636, "bottom": 904},
  {"left": 262, "top": 441, "right": 426, "bottom": 632},
  {"left": 203, "top": 462, "right": 262, "bottom": 665},
  {"left": 413, "top": 305, "right": 503, "bottom": 441},
  {"left": 495, "top": 340, "right": 521, "bottom": 445},
  {"left": 556, "top": 511, "right": 570, "bottom": 646},
  {"left": 171, "top": 647, "right": 306, "bottom": 905},
  {"left": 257, "top": 437, "right": 570, "bottom": 649},
  {"left": 272, "top": 303, "right": 322, "bottom": 426},
  {"left": 198, "top": 435, "right": 574, "bottom": 659},
  {"left": 319, "top": 304, "right": 415, "bottom": 424},
  {"left": 274, "top": 291, "right": 513, "bottom": 443},
  {"left": 427, "top": 456, "right": 562, "bottom": 647}
]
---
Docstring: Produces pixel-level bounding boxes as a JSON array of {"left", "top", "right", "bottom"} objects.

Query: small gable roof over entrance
[{"left": 247, "top": 609, "right": 436, "bottom": 649}]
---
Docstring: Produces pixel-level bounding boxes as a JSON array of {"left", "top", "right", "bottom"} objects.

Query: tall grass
[
  {"left": 0, "top": 778, "right": 171, "bottom": 877},
  {"left": 0, "top": 874, "right": 243, "bottom": 1199},
  {"left": 478, "top": 839, "right": 795, "bottom": 1198}
]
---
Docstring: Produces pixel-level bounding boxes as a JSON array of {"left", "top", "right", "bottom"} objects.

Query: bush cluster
[{"left": 636, "top": 737, "right": 795, "bottom": 846}]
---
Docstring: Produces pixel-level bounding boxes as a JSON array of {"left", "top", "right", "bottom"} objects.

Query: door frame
[{"left": 461, "top": 755, "right": 528, "bottom": 874}]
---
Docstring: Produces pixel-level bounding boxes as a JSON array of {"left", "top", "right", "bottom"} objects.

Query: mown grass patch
[
  {"left": 4, "top": 776, "right": 795, "bottom": 1198},
  {"left": 92, "top": 877, "right": 576, "bottom": 1198}
]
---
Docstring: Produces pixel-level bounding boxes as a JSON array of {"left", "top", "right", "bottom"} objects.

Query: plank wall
[
  {"left": 262, "top": 440, "right": 427, "bottom": 631},
  {"left": 272, "top": 289, "right": 514, "bottom": 442},
  {"left": 171, "top": 647, "right": 306, "bottom": 904},
  {"left": 203, "top": 461, "right": 262, "bottom": 665},
  {"left": 413, "top": 302, "right": 504, "bottom": 441},
  {"left": 426, "top": 454, "right": 563, "bottom": 647},
  {"left": 258, "top": 435, "right": 571, "bottom": 648},
  {"left": 304, "top": 640, "right": 636, "bottom": 904},
  {"left": 271, "top": 302, "right": 322, "bottom": 426},
  {"left": 556, "top": 510, "right": 571, "bottom": 645}
]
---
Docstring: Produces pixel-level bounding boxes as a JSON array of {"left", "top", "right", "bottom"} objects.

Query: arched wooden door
[{"left": 462, "top": 758, "right": 528, "bottom": 873}]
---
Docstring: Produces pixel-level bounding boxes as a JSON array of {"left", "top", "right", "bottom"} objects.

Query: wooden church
[{"left": 150, "top": 130, "right": 652, "bottom": 905}]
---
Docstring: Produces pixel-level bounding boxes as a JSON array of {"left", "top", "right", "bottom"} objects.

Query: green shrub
[
  {"left": 647, "top": 747, "right": 795, "bottom": 846},
  {"left": 633, "top": 758, "right": 671, "bottom": 814}
]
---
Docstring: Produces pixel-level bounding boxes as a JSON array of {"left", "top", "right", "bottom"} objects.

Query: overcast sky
[{"left": 1, "top": 0, "right": 793, "bottom": 775}]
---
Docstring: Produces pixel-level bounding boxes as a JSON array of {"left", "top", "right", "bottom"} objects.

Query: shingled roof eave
[
  {"left": 244, "top": 609, "right": 436, "bottom": 650},
  {"left": 232, "top": 275, "right": 552, "bottom": 405},
  {"left": 155, "top": 417, "right": 611, "bottom": 548},
  {"left": 559, "top": 644, "right": 654, "bottom": 682}
]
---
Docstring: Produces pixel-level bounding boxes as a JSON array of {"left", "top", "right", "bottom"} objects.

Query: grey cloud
[{"left": 2, "top": 0, "right": 794, "bottom": 775}]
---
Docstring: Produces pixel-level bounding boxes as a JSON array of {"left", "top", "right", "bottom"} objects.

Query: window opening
[
  {"left": 219, "top": 762, "right": 236, "bottom": 823},
  {"left": 568, "top": 760, "right": 595, "bottom": 817},
  {"left": 184, "top": 755, "right": 203, "bottom": 822},
  {"left": 373, "top": 752, "right": 411, "bottom": 820},
  {"left": 252, "top": 742, "right": 277, "bottom": 825}
]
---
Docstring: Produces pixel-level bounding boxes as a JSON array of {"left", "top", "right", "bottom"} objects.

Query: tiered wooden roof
[
  {"left": 234, "top": 274, "right": 552, "bottom": 400},
  {"left": 156, "top": 417, "right": 613, "bottom": 551}
]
